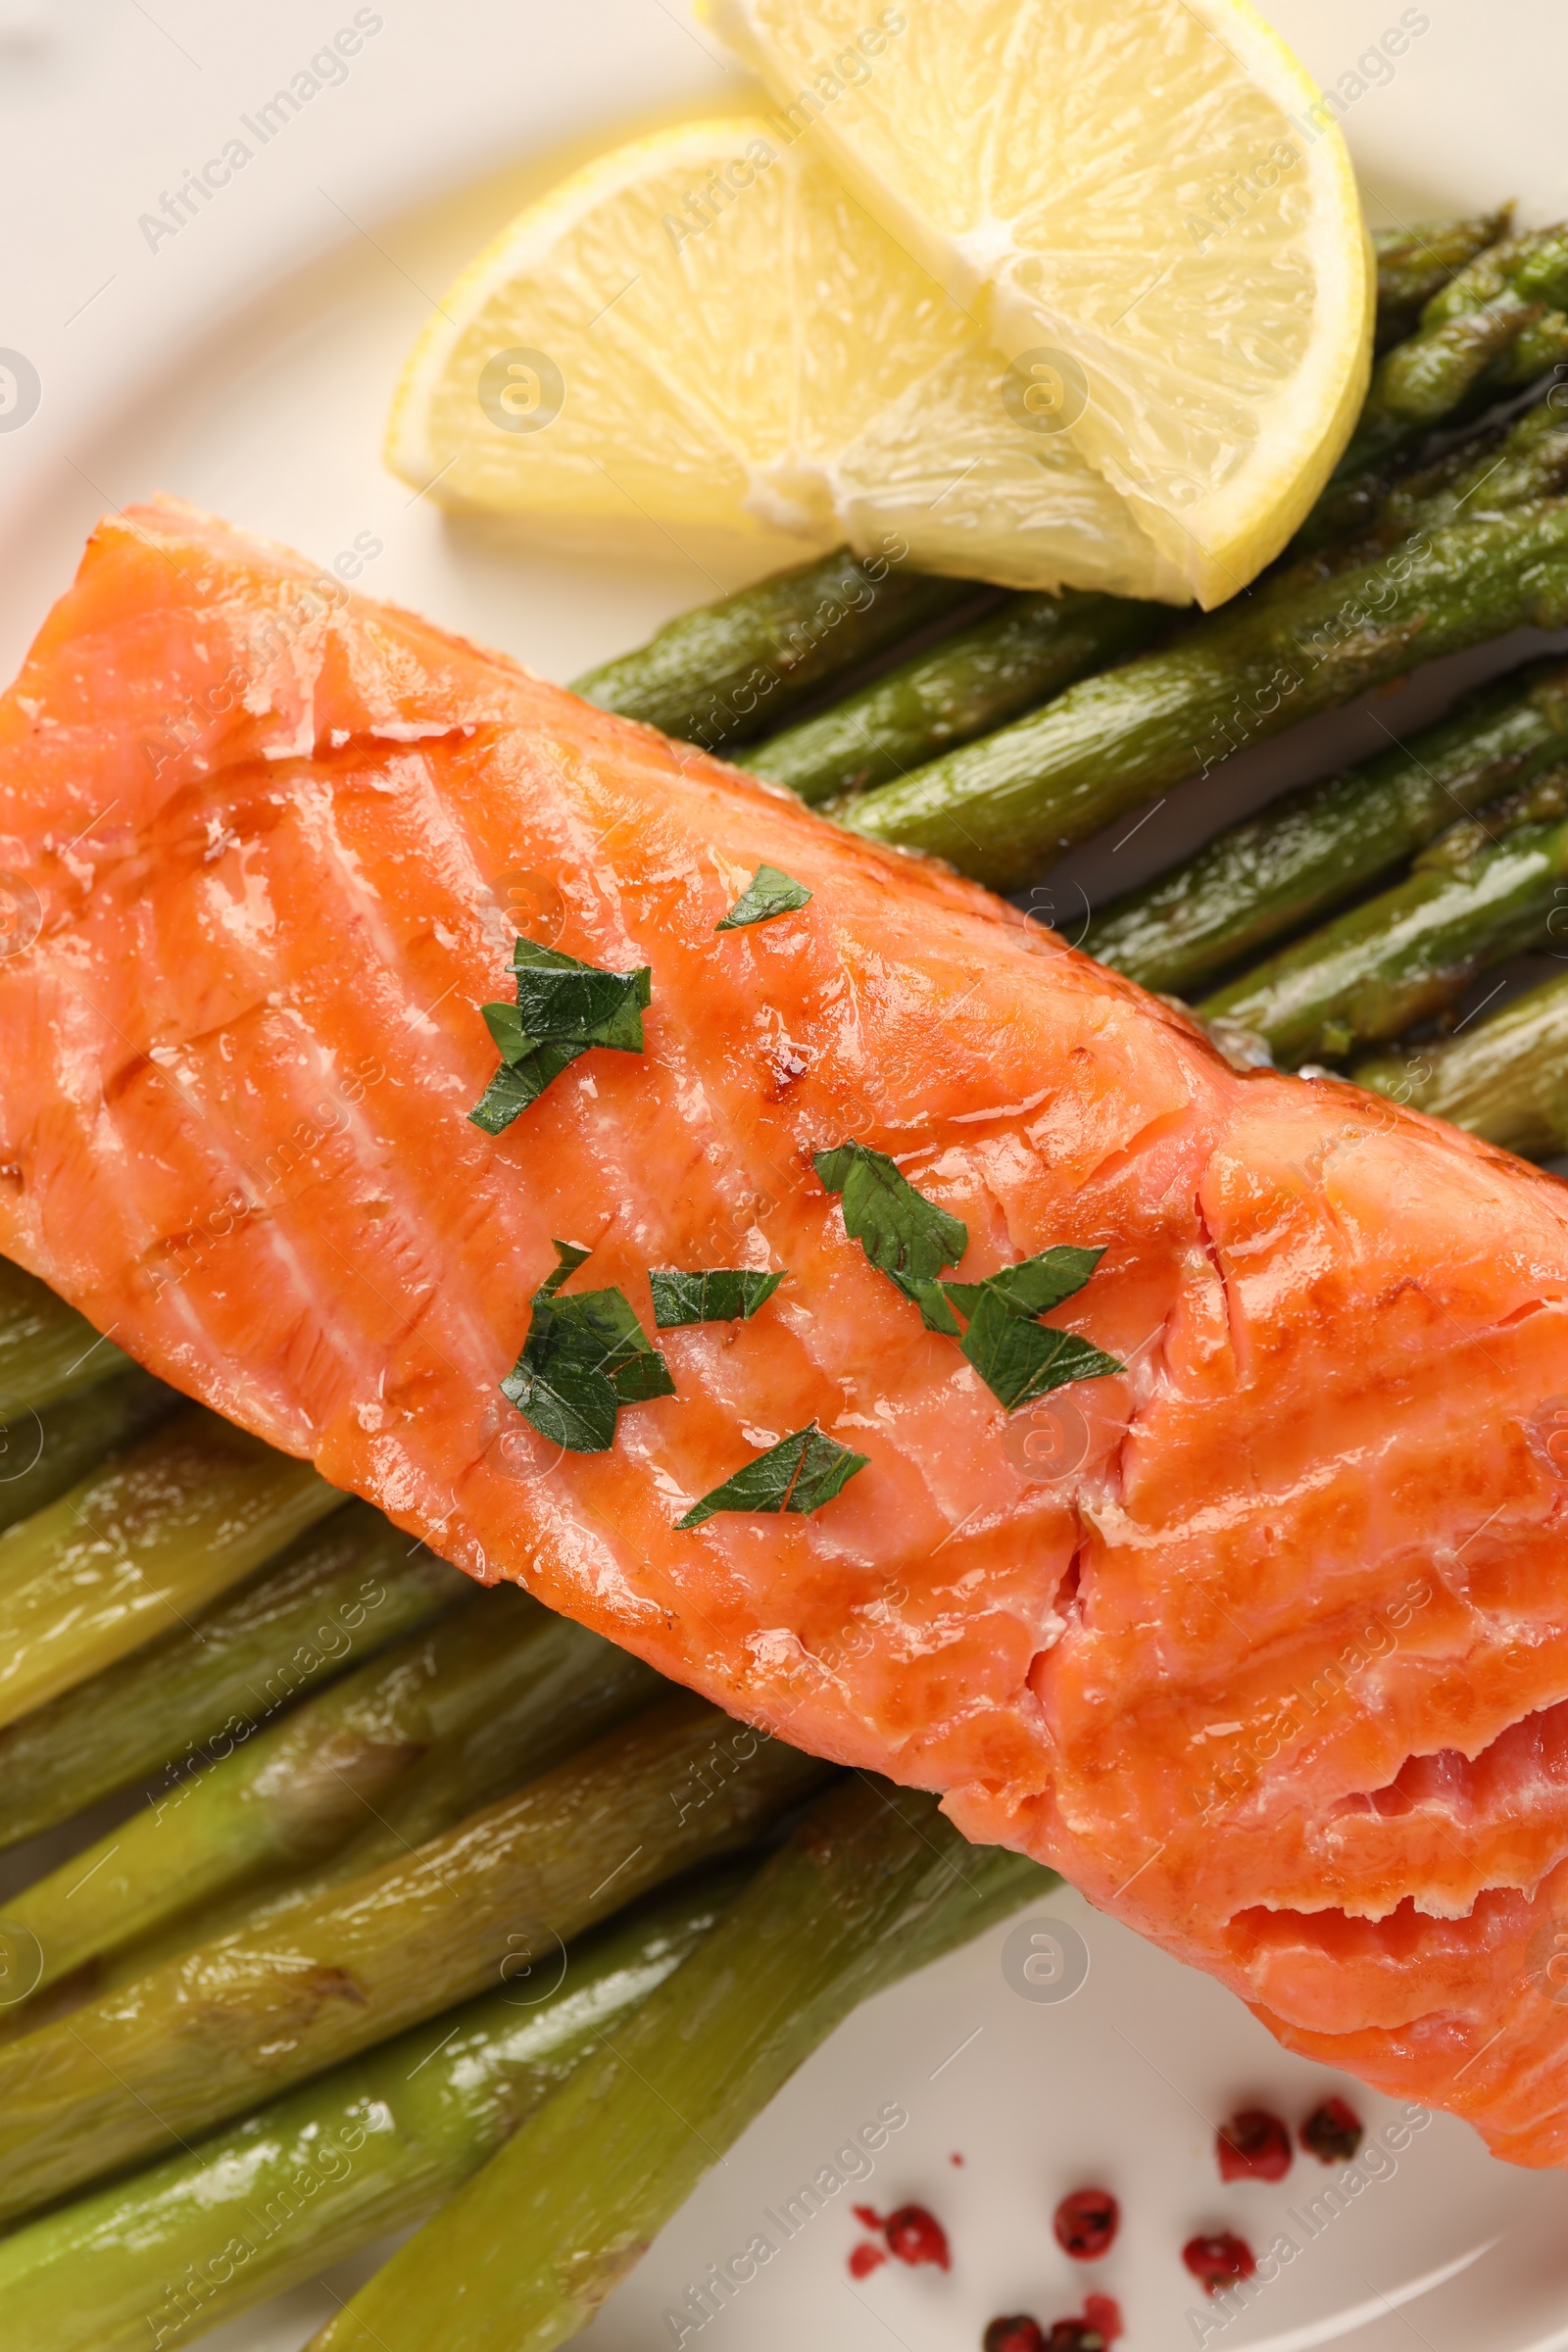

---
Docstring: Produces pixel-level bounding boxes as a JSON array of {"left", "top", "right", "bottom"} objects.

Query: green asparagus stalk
[
  {"left": 569, "top": 547, "right": 978, "bottom": 751},
  {"left": 1373, "top": 212, "right": 1513, "bottom": 349},
  {"left": 1085, "top": 660, "right": 1568, "bottom": 997},
  {"left": 1412, "top": 756, "right": 1568, "bottom": 867},
  {"left": 1310, "top": 395, "right": 1568, "bottom": 565},
  {"left": 0, "top": 1365, "right": 172, "bottom": 1540},
  {"left": 1258, "top": 387, "right": 1568, "bottom": 615},
  {"left": 1296, "top": 237, "right": 1568, "bottom": 553},
  {"left": 307, "top": 1775, "right": 1056, "bottom": 2352},
  {"left": 842, "top": 500, "right": 1568, "bottom": 893},
  {"left": 0, "top": 1590, "right": 660, "bottom": 2000},
  {"left": 0, "top": 1500, "right": 465, "bottom": 1854},
  {"left": 745, "top": 589, "right": 1169, "bottom": 804},
  {"left": 318, "top": 1608, "right": 663, "bottom": 1874},
  {"left": 1493, "top": 308, "right": 1568, "bottom": 393},
  {"left": 38, "top": 1635, "right": 670, "bottom": 2037},
  {"left": 1199, "top": 781, "right": 1568, "bottom": 1067},
  {"left": 0, "top": 1873, "right": 743, "bottom": 2352},
  {"left": 1086, "top": 400, "right": 1568, "bottom": 997},
  {"left": 0, "top": 1407, "right": 342, "bottom": 1733},
  {"left": 0, "top": 1693, "right": 827, "bottom": 2225},
  {"left": 1373, "top": 395, "right": 1568, "bottom": 542},
  {"left": 1334, "top": 295, "right": 1557, "bottom": 485},
  {"left": 1354, "top": 969, "right": 1568, "bottom": 1155},
  {"left": 1337, "top": 223, "right": 1568, "bottom": 475},
  {"left": 1424, "top": 222, "right": 1568, "bottom": 326},
  {"left": 66, "top": 1602, "right": 669, "bottom": 2012},
  {"left": 0, "top": 1257, "right": 130, "bottom": 1411}
]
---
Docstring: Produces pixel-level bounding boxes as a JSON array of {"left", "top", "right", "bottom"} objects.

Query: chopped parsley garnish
[
  {"left": 510, "top": 938, "right": 650, "bottom": 1048},
  {"left": 942, "top": 1245, "right": 1104, "bottom": 1323},
  {"left": 948, "top": 1246, "right": 1123, "bottom": 1409},
  {"left": 470, "top": 939, "right": 652, "bottom": 1135},
  {"left": 677, "top": 1421, "right": 868, "bottom": 1529},
  {"left": 649, "top": 1269, "right": 786, "bottom": 1328},
  {"left": 956, "top": 1279, "right": 1123, "bottom": 1410},
  {"left": 481, "top": 1002, "right": 532, "bottom": 1061},
  {"left": 714, "top": 864, "right": 813, "bottom": 931},
  {"left": 469, "top": 1042, "right": 590, "bottom": 1135},
  {"left": 501, "top": 1240, "right": 675, "bottom": 1453},
  {"left": 815, "top": 1141, "right": 1122, "bottom": 1409},
  {"left": 812, "top": 1140, "right": 967, "bottom": 1334}
]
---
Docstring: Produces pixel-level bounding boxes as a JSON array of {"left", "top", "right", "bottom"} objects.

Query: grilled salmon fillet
[{"left": 5, "top": 497, "right": 1568, "bottom": 2163}]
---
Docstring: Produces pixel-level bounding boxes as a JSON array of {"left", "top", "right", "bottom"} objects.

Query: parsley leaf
[
  {"left": 470, "top": 941, "right": 653, "bottom": 1134},
  {"left": 649, "top": 1269, "right": 786, "bottom": 1328},
  {"left": 813, "top": 1141, "right": 967, "bottom": 1332},
  {"left": 510, "top": 938, "right": 651, "bottom": 1052},
  {"left": 714, "top": 864, "right": 813, "bottom": 931},
  {"left": 539, "top": 1239, "right": 592, "bottom": 1292},
  {"left": 956, "top": 1288, "right": 1122, "bottom": 1412},
  {"left": 936, "top": 1246, "right": 1122, "bottom": 1412},
  {"left": 814, "top": 1144, "right": 1118, "bottom": 1400},
  {"left": 677, "top": 1421, "right": 868, "bottom": 1529},
  {"left": 470, "top": 1042, "right": 591, "bottom": 1135},
  {"left": 813, "top": 1142, "right": 967, "bottom": 1278},
  {"left": 887, "top": 1272, "right": 963, "bottom": 1338},
  {"left": 481, "top": 1002, "right": 535, "bottom": 1062},
  {"left": 942, "top": 1246, "right": 1104, "bottom": 1323},
  {"left": 501, "top": 1241, "right": 675, "bottom": 1453}
]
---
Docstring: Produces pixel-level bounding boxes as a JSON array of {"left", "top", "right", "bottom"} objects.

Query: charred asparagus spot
[
  {"left": 747, "top": 589, "right": 1172, "bottom": 804},
  {"left": 0, "top": 1871, "right": 746, "bottom": 2352},
  {"left": 1354, "top": 968, "right": 1568, "bottom": 1158},
  {"left": 568, "top": 546, "right": 976, "bottom": 750},
  {"left": 0, "top": 1406, "right": 344, "bottom": 1734},
  {"left": 1199, "top": 773, "right": 1568, "bottom": 1069},
  {"left": 1086, "top": 660, "right": 1568, "bottom": 999},
  {"left": 304, "top": 1775, "right": 1056, "bottom": 2352},
  {"left": 0, "top": 1693, "right": 828, "bottom": 2227},
  {"left": 842, "top": 501, "right": 1568, "bottom": 894}
]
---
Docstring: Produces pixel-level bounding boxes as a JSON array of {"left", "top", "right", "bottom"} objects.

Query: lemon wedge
[
  {"left": 698, "top": 0, "right": 1374, "bottom": 606},
  {"left": 385, "top": 117, "right": 1188, "bottom": 602}
]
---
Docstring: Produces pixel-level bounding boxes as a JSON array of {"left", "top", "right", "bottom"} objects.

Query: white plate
[{"left": 4, "top": 6, "right": 1568, "bottom": 2348}]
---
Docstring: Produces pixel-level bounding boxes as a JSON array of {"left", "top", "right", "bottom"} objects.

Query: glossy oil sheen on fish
[{"left": 4, "top": 498, "right": 1568, "bottom": 2166}]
